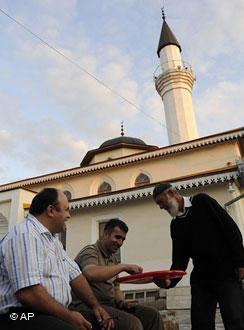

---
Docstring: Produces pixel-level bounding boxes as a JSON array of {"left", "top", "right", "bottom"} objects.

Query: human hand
[
  {"left": 153, "top": 278, "right": 171, "bottom": 288},
  {"left": 116, "top": 299, "right": 130, "bottom": 309},
  {"left": 67, "top": 310, "right": 93, "bottom": 330},
  {"left": 237, "top": 267, "right": 244, "bottom": 281},
  {"left": 124, "top": 264, "right": 143, "bottom": 274},
  {"left": 93, "top": 305, "right": 114, "bottom": 330},
  {"left": 116, "top": 300, "right": 137, "bottom": 313}
]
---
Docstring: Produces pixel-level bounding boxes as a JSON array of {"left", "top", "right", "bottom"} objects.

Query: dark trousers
[
  {"left": 191, "top": 279, "right": 244, "bottom": 330},
  {"left": 72, "top": 302, "right": 163, "bottom": 330},
  {"left": 0, "top": 307, "right": 100, "bottom": 330},
  {"left": 102, "top": 304, "right": 163, "bottom": 330}
]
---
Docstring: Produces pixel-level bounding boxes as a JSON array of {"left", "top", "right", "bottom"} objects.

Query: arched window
[
  {"left": 135, "top": 173, "right": 150, "bottom": 187},
  {"left": 63, "top": 190, "right": 72, "bottom": 201},
  {"left": 98, "top": 182, "right": 112, "bottom": 194}
]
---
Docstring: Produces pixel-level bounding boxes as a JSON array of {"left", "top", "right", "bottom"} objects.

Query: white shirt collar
[
  {"left": 176, "top": 196, "right": 192, "bottom": 217},
  {"left": 27, "top": 213, "right": 52, "bottom": 236},
  {"left": 183, "top": 196, "right": 192, "bottom": 208}
]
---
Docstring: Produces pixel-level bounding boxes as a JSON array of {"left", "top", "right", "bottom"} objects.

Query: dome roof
[
  {"left": 99, "top": 136, "right": 146, "bottom": 149},
  {"left": 80, "top": 135, "right": 158, "bottom": 166}
]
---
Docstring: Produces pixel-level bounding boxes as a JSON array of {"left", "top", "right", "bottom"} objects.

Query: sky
[{"left": 0, "top": 0, "right": 244, "bottom": 185}]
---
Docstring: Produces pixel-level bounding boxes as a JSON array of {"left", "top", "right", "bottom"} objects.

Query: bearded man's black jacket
[{"left": 169, "top": 193, "right": 244, "bottom": 287}]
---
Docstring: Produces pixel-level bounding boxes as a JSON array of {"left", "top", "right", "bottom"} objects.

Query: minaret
[{"left": 154, "top": 9, "right": 198, "bottom": 145}]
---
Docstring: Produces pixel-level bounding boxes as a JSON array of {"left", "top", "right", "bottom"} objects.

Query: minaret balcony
[
  {"left": 154, "top": 60, "right": 196, "bottom": 96},
  {"left": 153, "top": 60, "right": 194, "bottom": 81}
]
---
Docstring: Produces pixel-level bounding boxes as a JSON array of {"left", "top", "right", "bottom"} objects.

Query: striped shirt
[{"left": 0, "top": 214, "right": 81, "bottom": 314}]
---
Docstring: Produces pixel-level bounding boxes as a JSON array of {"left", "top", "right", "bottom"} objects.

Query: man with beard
[
  {"left": 153, "top": 183, "right": 244, "bottom": 330},
  {"left": 72, "top": 218, "right": 163, "bottom": 330}
]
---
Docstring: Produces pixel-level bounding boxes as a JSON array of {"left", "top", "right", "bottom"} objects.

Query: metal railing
[
  {"left": 224, "top": 191, "right": 244, "bottom": 289},
  {"left": 224, "top": 193, "right": 244, "bottom": 210},
  {"left": 153, "top": 60, "right": 193, "bottom": 80}
]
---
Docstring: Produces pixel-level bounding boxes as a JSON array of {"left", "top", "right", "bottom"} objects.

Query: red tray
[{"left": 117, "top": 270, "right": 187, "bottom": 284}]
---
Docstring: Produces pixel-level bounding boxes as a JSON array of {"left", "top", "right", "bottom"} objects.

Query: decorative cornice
[
  {"left": 69, "top": 171, "right": 239, "bottom": 210},
  {"left": 0, "top": 127, "right": 243, "bottom": 192}
]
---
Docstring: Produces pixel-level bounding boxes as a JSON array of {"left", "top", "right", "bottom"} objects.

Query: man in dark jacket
[{"left": 153, "top": 183, "right": 244, "bottom": 330}]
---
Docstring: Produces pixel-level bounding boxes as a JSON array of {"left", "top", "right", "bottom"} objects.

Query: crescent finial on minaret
[
  {"left": 161, "top": 7, "right": 165, "bottom": 21},
  {"left": 121, "top": 121, "right": 124, "bottom": 136}
]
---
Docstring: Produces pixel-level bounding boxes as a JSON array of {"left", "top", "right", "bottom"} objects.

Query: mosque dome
[
  {"left": 99, "top": 136, "right": 147, "bottom": 149},
  {"left": 81, "top": 132, "right": 158, "bottom": 166},
  {"left": 80, "top": 122, "right": 158, "bottom": 166}
]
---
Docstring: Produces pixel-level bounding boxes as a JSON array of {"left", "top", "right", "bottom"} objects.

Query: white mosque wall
[{"left": 0, "top": 189, "right": 36, "bottom": 231}]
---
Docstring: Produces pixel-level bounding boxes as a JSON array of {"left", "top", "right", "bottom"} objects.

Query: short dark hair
[
  {"left": 104, "top": 218, "right": 128, "bottom": 234},
  {"left": 153, "top": 183, "right": 172, "bottom": 199},
  {"left": 29, "top": 188, "right": 59, "bottom": 216}
]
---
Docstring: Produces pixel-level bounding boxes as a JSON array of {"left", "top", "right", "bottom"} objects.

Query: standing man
[
  {"left": 0, "top": 188, "right": 114, "bottom": 330},
  {"left": 153, "top": 183, "right": 244, "bottom": 330},
  {"left": 72, "top": 218, "right": 163, "bottom": 330}
]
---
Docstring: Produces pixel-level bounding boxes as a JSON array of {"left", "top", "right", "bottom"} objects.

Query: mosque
[{"left": 0, "top": 11, "right": 243, "bottom": 324}]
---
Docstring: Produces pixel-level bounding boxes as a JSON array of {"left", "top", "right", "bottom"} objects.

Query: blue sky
[{"left": 0, "top": 0, "right": 243, "bottom": 184}]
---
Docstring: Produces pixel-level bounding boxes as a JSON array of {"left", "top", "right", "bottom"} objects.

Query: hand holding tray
[{"left": 117, "top": 270, "right": 186, "bottom": 284}]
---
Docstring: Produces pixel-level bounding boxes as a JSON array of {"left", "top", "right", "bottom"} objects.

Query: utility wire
[{"left": 0, "top": 7, "right": 184, "bottom": 140}]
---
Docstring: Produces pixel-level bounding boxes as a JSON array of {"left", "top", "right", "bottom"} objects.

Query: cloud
[
  {"left": 0, "top": 130, "right": 15, "bottom": 152},
  {"left": 0, "top": 6, "right": 144, "bottom": 183},
  {"left": 13, "top": 32, "right": 143, "bottom": 143},
  {"left": 180, "top": 0, "right": 244, "bottom": 75},
  {"left": 195, "top": 80, "right": 244, "bottom": 135},
  {"left": 18, "top": 124, "right": 88, "bottom": 173},
  {"left": 0, "top": 90, "right": 88, "bottom": 184}
]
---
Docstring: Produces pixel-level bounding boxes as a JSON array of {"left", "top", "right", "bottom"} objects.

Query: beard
[{"left": 167, "top": 197, "right": 180, "bottom": 217}]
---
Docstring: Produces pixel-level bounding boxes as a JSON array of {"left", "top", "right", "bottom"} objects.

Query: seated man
[
  {"left": 72, "top": 218, "right": 163, "bottom": 330},
  {"left": 0, "top": 188, "right": 114, "bottom": 330}
]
